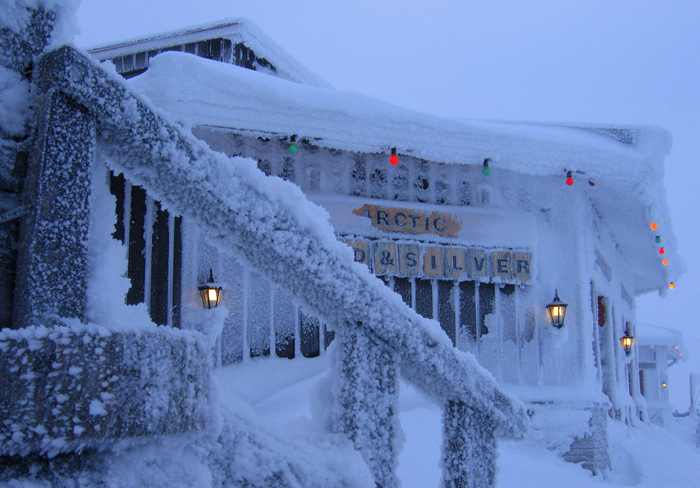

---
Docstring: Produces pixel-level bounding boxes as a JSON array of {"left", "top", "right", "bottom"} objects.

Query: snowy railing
[{"left": 11, "top": 45, "right": 527, "bottom": 486}]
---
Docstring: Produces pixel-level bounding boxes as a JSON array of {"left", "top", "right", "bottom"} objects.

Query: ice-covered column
[
  {"left": 13, "top": 88, "right": 95, "bottom": 328},
  {"left": 333, "top": 323, "right": 401, "bottom": 488},
  {"left": 442, "top": 400, "right": 497, "bottom": 488},
  {"left": 2, "top": 4, "right": 86, "bottom": 329},
  {"left": 0, "top": 7, "right": 59, "bottom": 328}
]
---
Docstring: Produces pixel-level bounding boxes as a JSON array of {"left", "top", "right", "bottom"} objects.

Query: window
[{"left": 109, "top": 171, "right": 182, "bottom": 327}]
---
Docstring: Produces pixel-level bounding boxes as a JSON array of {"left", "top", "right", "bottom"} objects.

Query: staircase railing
[{"left": 12, "top": 44, "right": 527, "bottom": 487}]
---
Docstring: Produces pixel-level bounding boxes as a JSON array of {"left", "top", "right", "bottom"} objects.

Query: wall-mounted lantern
[
  {"left": 546, "top": 290, "right": 568, "bottom": 329},
  {"left": 620, "top": 327, "right": 634, "bottom": 355},
  {"left": 198, "top": 268, "right": 222, "bottom": 309}
]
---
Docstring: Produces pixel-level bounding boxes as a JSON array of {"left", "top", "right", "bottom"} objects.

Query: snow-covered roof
[
  {"left": 129, "top": 51, "right": 682, "bottom": 295},
  {"left": 636, "top": 322, "right": 686, "bottom": 361},
  {"left": 87, "top": 18, "right": 331, "bottom": 88}
]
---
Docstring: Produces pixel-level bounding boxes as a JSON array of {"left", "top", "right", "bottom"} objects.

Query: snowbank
[{"left": 219, "top": 355, "right": 700, "bottom": 488}]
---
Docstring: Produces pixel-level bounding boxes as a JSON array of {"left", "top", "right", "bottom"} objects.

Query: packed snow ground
[{"left": 215, "top": 353, "right": 700, "bottom": 488}]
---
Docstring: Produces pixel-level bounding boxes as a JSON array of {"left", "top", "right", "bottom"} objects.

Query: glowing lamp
[
  {"left": 620, "top": 334, "right": 634, "bottom": 355},
  {"left": 289, "top": 135, "right": 298, "bottom": 154},
  {"left": 655, "top": 236, "right": 661, "bottom": 243},
  {"left": 659, "top": 247, "right": 665, "bottom": 255},
  {"left": 650, "top": 222, "right": 658, "bottom": 230},
  {"left": 662, "top": 259, "right": 668, "bottom": 265},
  {"left": 483, "top": 158, "right": 491, "bottom": 176},
  {"left": 198, "top": 268, "right": 222, "bottom": 309},
  {"left": 566, "top": 171, "right": 574, "bottom": 186},
  {"left": 669, "top": 282, "right": 675, "bottom": 289},
  {"left": 546, "top": 290, "right": 568, "bottom": 329},
  {"left": 661, "top": 382, "right": 667, "bottom": 388},
  {"left": 390, "top": 147, "right": 399, "bottom": 165}
]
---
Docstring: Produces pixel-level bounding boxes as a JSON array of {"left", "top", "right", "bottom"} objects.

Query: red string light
[
  {"left": 566, "top": 171, "right": 574, "bottom": 186},
  {"left": 390, "top": 147, "right": 399, "bottom": 165}
]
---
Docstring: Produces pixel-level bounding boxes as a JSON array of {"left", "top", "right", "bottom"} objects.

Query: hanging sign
[
  {"left": 352, "top": 204, "right": 461, "bottom": 237},
  {"left": 342, "top": 237, "right": 532, "bottom": 283}
]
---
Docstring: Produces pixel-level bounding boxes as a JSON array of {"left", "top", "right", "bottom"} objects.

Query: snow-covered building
[
  {"left": 93, "top": 18, "right": 683, "bottom": 468},
  {"left": 636, "top": 323, "right": 685, "bottom": 426},
  {"left": 0, "top": 6, "right": 684, "bottom": 486}
]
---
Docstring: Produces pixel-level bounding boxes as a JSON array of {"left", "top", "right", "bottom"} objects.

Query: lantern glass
[
  {"left": 546, "top": 290, "right": 568, "bottom": 328},
  {"left": 198, "top": 268, "right": 222, "bottom": 309},
  {"left": 620, "top": 334, "right": 634, "bottom": 355},
  {"left": 208, "top": 288, "right": 218, "bottom": 302}
]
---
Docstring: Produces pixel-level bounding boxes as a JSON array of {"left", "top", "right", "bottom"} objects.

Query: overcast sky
[{"left": 75, "top": 0, "right": 700, "bottom": 408}]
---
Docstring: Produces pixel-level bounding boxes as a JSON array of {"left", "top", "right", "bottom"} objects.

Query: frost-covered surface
[
  {"left": 13, "top": 88, "right": 94, "bottom": 328},
  {"left": 0, "top": 6, "right": 53, "bottom": 144},
  {"left": 0, "top": 1, "right": 78, "bottom": 54},
  {"left": 87, "top": 18, "right": 331, "bottom": 89},
  {"left": 0, "top": 320, "right": 212, "bottom": 457},
  {"left": 329, "top": 327, "right": 401, "bottom": 487},
  {"left": 442, "top": 400, "right": 497, "bottom": 488},
  {"left": 129, "top": 51, "right": 682, "bottom": 293},
  {"left": 38, "top": 46, "right": 526, "bottom": 437},
  {"left": 0, "top": 66, "right": 29, "bottom": 136}
]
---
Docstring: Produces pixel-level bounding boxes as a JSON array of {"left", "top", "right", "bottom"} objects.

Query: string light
[
  {"left": 289, "top": 135, "right": 298, "bottom": 154},
  {"left": 566, "top": 171, "right": 574, "bottom": 186},
  {"left": 655, "top": 236, "right": 661, "bottom": 243},
  {"left": 659, "top": 247, "right": 665, "bottom": 255},
  {"left": 390, "top": 147, "right": 399, "bottom": 165},
  {"left": 669, "top": 282, "right": 675, "bottom": 289},
  {"left": 483, "top": 158, "right": 491, "bottom": 176},
  {"left": 662, "top": 259, "right": 668, "bottom": 265},
  {"left": 650, "top": 222, "right": 658, "bottom": 230}
]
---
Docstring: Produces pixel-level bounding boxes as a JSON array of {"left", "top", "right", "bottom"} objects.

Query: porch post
[
  {"left": 333, "top": 323, "right": 401, "bottom": 488},
  {"left": 13, "top": 89, "right": 95, "bottom": 328},
  {"left": 443, "top": 400, "right": 497, "bottom": 488}
]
